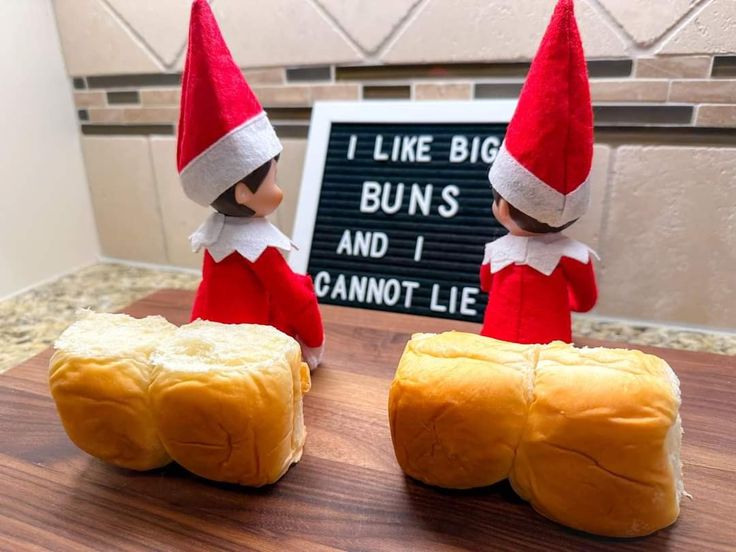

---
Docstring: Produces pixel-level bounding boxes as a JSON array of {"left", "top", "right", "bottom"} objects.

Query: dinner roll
[
  {"left": 148, "top": 320, "right": 311, "bottom": 486},
  {"left": 49, "top": 312, "right": 175, "bottom": 470},
  {"left": 388, "top": 332, "right": 535, "bottom": 489},
  {"left": 511, "top": 342, "right": 683, "bottom": 537},
  {"left": 389, "top": 332, "right": 684, "bottom": 537}
]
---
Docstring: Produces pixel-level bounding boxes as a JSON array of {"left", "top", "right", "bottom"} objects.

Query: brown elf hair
[
  {"left": 210, "top": 154, "right": 280, "bottom": 217},
  {"left": 491, "top": 187, "right": 577, "bottom": 234}
]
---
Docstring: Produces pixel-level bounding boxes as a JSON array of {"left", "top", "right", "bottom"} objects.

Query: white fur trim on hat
[
  {"left": 488, "top": 142, "right": 590, "bottom": 227},
  {"left": 180, "top": 112, "right": 283, "bottom": 206}
]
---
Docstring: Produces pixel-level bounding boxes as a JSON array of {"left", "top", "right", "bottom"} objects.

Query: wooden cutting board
[{"left": 1, "top": 289, "right": 733, "bottom": 551}]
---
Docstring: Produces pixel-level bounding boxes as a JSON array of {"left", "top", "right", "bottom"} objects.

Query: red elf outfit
[
  {"left": 177, "top": 0, "right": 324, "bottom": 367},
  {"left": 481, "top": 0, "right": 598, "bottom": 345}
]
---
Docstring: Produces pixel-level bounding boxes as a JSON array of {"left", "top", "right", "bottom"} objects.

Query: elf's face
[{"left": 234, "top": 160, "right": 283, "bottom": 217}]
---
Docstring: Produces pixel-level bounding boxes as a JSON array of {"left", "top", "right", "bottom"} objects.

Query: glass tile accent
[
  {"left": 81, "top": 124, "right": 174, "bottom": 135},
  {"left": 711, "top": 56, "right": 736, "bottom": 78},
  {"left": 587, "top": 59, "right": 632, "bottom": 78},
  {"left": 595, "top": 126, "right": 736, "bottom": 145},
  {"left": 107, "top": 91, "right": 140, "bottom": 105},
  {"left": 594, "top": 105, "right": 693, "bottom": 126},
  {"left": 264, "top": 107, "right": 313, "bottom": 120},
  {"left": 338, "top": 63, "right": 530, "bottom": 80},
  {"left": 337, "top": 60, "right": 631, "bottom": 81},
  {"left": 474, "top": 82, "right": 524, "bottom": 98},
  {"left": 272, "top": 124, "right": 309, "bottom": 139},
  {"left": 286, "top": 66, "right": 332, "bottom": 82},
  {"left": 87, "top": 73, "right": 182, "bottom": 88},
  {"left": 363, "top": 85, "right": 411, "bottom": 99}
]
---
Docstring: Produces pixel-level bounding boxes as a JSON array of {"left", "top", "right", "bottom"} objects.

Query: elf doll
[
  {"left": 177, "top": 0, "right": 324, "bottom": 368},
  {"left": 480, "top": 0, "right": 598, "bottom": 345}
]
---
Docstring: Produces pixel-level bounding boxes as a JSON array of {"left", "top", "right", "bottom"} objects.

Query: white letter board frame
[{"left": 288, "top": 99, "right": 517, "bottom": 274}]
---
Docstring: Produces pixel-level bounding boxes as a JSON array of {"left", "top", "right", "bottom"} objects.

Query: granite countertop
[{"left": 1, "top": 262, "right": 734, "bottom": 374}]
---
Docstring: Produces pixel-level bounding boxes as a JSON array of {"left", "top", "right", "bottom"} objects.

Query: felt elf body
[
  {"left": 177, "top": 0, "right": 324, "bottom": 368},
  {"left": 480, "top": 0, "right": 598, "bottom": 345}
]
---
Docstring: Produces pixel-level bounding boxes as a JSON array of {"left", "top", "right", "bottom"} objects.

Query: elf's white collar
[
  {"left": 483, "top": 233, "right": 597, "bottom": 276},
  {"left": 190, "top": 213, "right": 296, "bottom": 263}
]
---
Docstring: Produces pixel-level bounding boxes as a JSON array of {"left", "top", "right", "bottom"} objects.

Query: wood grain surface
[{"left": 1, "top": 289, "right": 734, "bottom": 551}]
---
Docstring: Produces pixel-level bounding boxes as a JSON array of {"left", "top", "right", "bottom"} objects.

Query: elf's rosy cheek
[{"left": 271, "top": 186, "right": 283, "bottom": 208}]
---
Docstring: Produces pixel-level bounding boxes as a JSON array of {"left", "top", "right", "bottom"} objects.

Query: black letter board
[{"left": 290, "top": 101, "right": 515, "bottom": 323}]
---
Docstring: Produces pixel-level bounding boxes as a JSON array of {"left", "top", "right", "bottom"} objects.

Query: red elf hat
[
  {"left": 177, "top": 0, "right": 281, "bottom": 206},
  {"left": 489, "top": 0, "right": 593, "bottom": 227}
]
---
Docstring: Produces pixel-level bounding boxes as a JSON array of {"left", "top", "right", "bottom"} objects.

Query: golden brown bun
[
  {"left": 49, "top": 312, "right": 176, "bottom": 470},
  {"left": 389, "top": 333, "right": 683, "bottom": 537},
  {"left": 510, "top": 342, "right": 682, "bottom": 537},
  {"left": 149, "top": 320, "right": 310, "bottom": 486},
  {"left": 389, "top": 332, "right": 535, "bottom": 489}
]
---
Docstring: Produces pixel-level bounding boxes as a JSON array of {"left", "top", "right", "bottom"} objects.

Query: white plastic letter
[
  {"left": 416, "top": 135, "right": 433, "bottom": 162},
  {"left": 460, "top": 287, "right": 479, "bottom": 316},
  {"left": 366, "top": 278, "right": 386, "bottom": 304},
  {"left": 401, "top": 281, "right": 420, "bottom": 308},
  {"left": 449, "top": 136, "right": 468, "bottom": 163},
  {"left": 360, "top": 181, "right": 381, "bottom": 213},
  {"left": 481, "top": 136, "right": 500, "bottom": 164},
  {"left": 348, "top": 276, "right": 368, "bottom": 302},
  {"left": 408, "top": 184, "right": 432, "bottom": 216},
  {"left": 400, "top": 136, "right": 418, "bottom": 162},
  {"left": 330, "top": 274, "right": 347, "bottom": 301},
  {"left": 336, "top": 230, "right": 352, "bottom": 255},
  {"left": 383, "top": 279, "right": 401, "bottom": 306},
  {"left": 373, "top": 135, "right": 388, "bottom": 161},
  {"left": 314, "top": 271, "right": 330, "bottom": 298},
  {"left": 354, "top": 231, "right": 371, "bottom": 257},
  {"left": 438, "top": 185, "right": 460, "bottom": 218},
  {"left": 413, "top": 235, "right": 424, "bottom": 262},
  {"left": 430, "top": 284, "right": 447, "bottom": 312},
  {"left": 381, "top": 183, "right": 405, "bottom": 214},
  {"left": 370, "top": 232, "right": 389, "bottom": 258},
  {"left": 347, "top": 135, "right": 358, "bottom": 160}
]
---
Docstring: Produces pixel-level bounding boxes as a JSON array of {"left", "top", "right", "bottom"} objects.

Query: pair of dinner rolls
[
  {"left": 388, "top": 332, "right": 683, "bottom": 537},
  {"left": 49, "top": 312, "right": 310, "bottom": 486}
]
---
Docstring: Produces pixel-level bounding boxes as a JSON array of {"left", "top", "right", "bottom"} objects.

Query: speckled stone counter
[
  {"left": 1, "top": 262, "right": 734, "bottom": 374},
  {"left": 0, "top": 264, "right": 198, "bottom": 374}
]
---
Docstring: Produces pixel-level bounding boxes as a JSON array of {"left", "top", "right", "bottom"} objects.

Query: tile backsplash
[{"left": 53, "top": 0, "right": 736, "bottom": 329}]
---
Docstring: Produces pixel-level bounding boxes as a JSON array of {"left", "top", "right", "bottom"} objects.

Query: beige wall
[
  {"left": 581, "top": 145, "right": 736, "bottom": 330},
  {"left": 0, "top": 0, "right": 98, "bottom": 299},
  {"left": 551, "top": 141, "right": 735, "bottom": 331},
  {"left": 53, "top": 0, "right": 736, "bottom": 71},
  {"left": 80, "top": 136, "right": 306, "bottom": 270},
  {"left": 51, "top": 0, "right": 736, "bottom": 329},
  {"left": 79, "top": 133, "right": 736, "bottom": 329}
]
